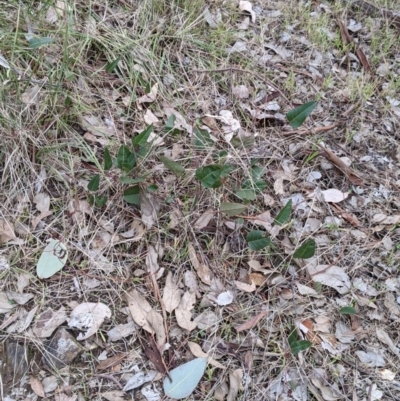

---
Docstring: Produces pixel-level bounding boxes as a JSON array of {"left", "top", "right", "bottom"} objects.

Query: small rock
[
  {"left": 43, "top": 328, "right": 83, "bottom": 369},
  {"left": 42, "top": 375, "right": 59, "bottom": 394}
]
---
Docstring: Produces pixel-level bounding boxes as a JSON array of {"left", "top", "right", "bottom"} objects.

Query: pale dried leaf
[
  {"left": 194, "top": 310, "right": 219, "bottom": 330},
  {"left": 235, "top": 311, "right": 267, "bottom": 332},
  {"left": 162, "top": 272, "right": 182, "bottom": 313},
  {"left": 197, "top": 264, "right": 212, "bottom": 285},
  {"left": 187, "top": 341, "right": 225, "bottom": 369},
  {"left": 356, "top": 350, "right": 385, "bottom": 367},
  {"left": 68, "top": 302, "right": 111, "bottom": 340},
  {"left": 146, "top": 245, "right": 160, "bottom": 275},
  {"left": 17, "top": 273, "right": 31, "bottom": 293},
  {"left": 321, "top": 188, "right": 349, "bottom": 203},
  {"left": 308, "top": 264, "right": 351, "bottom": 294},
  {"left": 126, "top": 290, "right": 154, "bottom": 332},
  {"left": 33, "top": 307, "right": 67, "bottom": 337},
  {"left": 296, "top": 283, "right": 318, "bottom": 296},
  {"left": 378, "top": 369, "right": 396, "bottom": 381},
  {"left": 227, "top": 369, "right": 243, "bottom": 401},
  {"left": 144, "top": 109, "right": 160, "bottom": 125},
  {"left": 102, "top": 391, "right": 126, "bottom": 401},
  {"left": 234, "top": 280, "right": 256, "bottom": 293},
  {"left": 140, "top": 193, "right": 160, "bottom": 229},
  {"left": 175, "top": 291, "right": 197, "bottom": 331},
  {"left": 6, "top": 291, "right": 34, "bottom": 305},
  {"left": 123, "top": 370, "right": 157, "bottom": 391},
  {"left": 0, "top": 218, "right": 16, "bottom": 244},
  {"left": 107, "top": 320, "right": 136, "bottom": 342},
  {"left": 30, "top": 376, "right": 45, "bottom": 398},
  {"left": 0, "top": 292, "right": 17, "bottom": 313},
  {"left": 372, "top": 214, "right": 400, "bottom": 225},
  {"left": 141, "top": 384, "right": 161, "bottom": 401},
  {"left": 376, "top": 328, "right": 399, "bottom": 355},
  {"left": 335, "top": 321, "right": 355, "bottom": 344},
  {"left": 184, "top": 270, "right": 198, "bottom": 292},
  {"left": 45, "top": 6, "right": 58, "bottom": 23},
  {"left": 232, "top": 85, "right": 250, "bottom": 99},
  {"left": 194, "top": 208, "right": 214, "bottom": 229},
  {"left": 188, "top": 243, "right": 200, "bottom": 270},
  {"left": 34, "top": 193, "right": 51, "bottom": 213},
  {"left": 22, "top": 85, "right": 40, "bottom": 105}
]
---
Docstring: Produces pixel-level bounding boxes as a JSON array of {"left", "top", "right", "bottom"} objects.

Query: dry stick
[{"left": 193, "top": 67, "right": 292, "bottom": 105}]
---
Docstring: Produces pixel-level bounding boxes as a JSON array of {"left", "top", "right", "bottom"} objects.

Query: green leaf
[
  {"left": 104, "top": 148, "right": 112, "bottom": 170},
  {"left": 290, "top": 340, "right": 312, "bottom": 355},
  {"left": 195, "top": 165, "right": 225, "bottom": 188},
  {"left": 29, "top": 37, "right": 54, "bottom": 49},
  {"left": 235, "top": 189, "right": 256, "bottom": 201},
  {"left": 220, "top": 202, "right": 247, "bottom": 216},
  {"left": 339, "top": 306, "right": 357, "bottom": 315},
  {"left": 119, "top": 177, "right": 145, "bottom": 184},
  {"left": 231, "top": 135, "right": 255, "bottom": 149},
  {"left": 94, "top": 196, "right": 107, "bottom": 207},
  {"left": 123, "top": 186, "right": 141, "bottom": 205},
  {"left": 164, "top": 358, "right": 207, "bottom": 400},
  {"left": 165, "top": 114, "right": 176, "bottom": 131},
  {"left": 106, "top": 57, "right": 120, "bottom": 73},
  {"left": 147, "top": 184, "right": 158, "bottom": 192},
  {"left": 246, "top": 230, "right": 271, "bottom": 251},
  {"left": 37, "top": 240, "right": 68, "bottom": 279},
  {"left": 64, "top": 96, "right": 72, "bottom": 106},
  {"left": 286, "top": 101, "right": 317, "bottom": 128},
  {"left": 132, "top": 124, "right": 153, "bottom": 147},
  {"left": 159, "top": 156, "right": 185, "bottom": 176},
  {"left": 293, "top": 239, "right": 316, "bottom": 259},
  {"left": 87, "top": 174, "right": 100, "bottom": 191},
  {"left": 117, "top": 145, "right": 136, "bottom": 171},
  {"left": 313, "top": 281, "right": 322, "bottom": 293},
  {"left": 194, "top": 127, "right": 214, "bottom": 150},
  {"left": 275, "top": 199, "right": 292, "bottom": 226},
  {"left": 288, "top": 326, "right": 298, "bottom": 346}
]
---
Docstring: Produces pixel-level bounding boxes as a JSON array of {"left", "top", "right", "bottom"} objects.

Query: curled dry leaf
[
  {"left": 239, "top": 1, "right": 256, "bottom": 23},
  {"left": 187, "top": 341, "right": 225, "bottom": 369},
  {"left": 162, "top": 272, "right": 182, "bottom": 313},
  {"left": 68, "top": 302, "right": 111, "bottom": 340},
  {"left": 138, "top": 83, "right": 158, "bottom": 104},
  {"left": 175, "top": 291, "right": 197, "bottom": 331}
]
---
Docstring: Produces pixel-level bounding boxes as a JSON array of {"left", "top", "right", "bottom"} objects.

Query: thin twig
[{"left": 93, "top": 374, "right": 123, "bottom": 390}]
